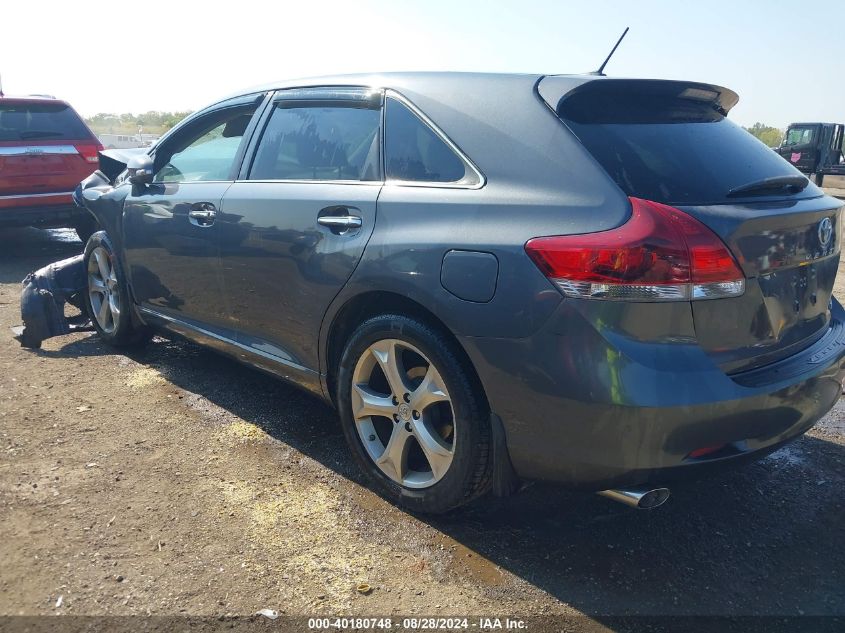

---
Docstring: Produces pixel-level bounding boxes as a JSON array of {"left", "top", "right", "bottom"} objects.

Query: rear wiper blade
[
  {"left": 727, "top": 175, "right": 809, "bottom": 197},
  {"left": 19, "top": 130, "right": 64, "bottom": 139}
]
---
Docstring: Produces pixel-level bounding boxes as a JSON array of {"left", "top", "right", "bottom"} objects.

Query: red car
[{"left": 0, "top": 95, "right": 102, "bottom": 241}]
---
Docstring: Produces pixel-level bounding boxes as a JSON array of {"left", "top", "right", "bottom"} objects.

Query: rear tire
[
  {"left": 83, "top": 231, "right": 149, "bottom": 348},
  {"left": 336, "top": 314, "right": 492, "bottom": 514}
]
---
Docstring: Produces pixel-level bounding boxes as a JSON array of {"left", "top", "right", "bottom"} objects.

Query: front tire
[
  {"left": 337, "top": 314, "right": 492, "bottom": 513},
  {"left": 83, "top": 231, "right": 149, "bottom": 347}
]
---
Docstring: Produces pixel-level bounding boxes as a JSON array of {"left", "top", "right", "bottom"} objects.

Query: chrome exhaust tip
[{"left": 598, "top": 487, "right": 671, "bottom": 510}]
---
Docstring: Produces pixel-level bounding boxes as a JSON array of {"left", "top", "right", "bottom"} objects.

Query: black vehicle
[
  {"left": 776, "top": 122, "right": 845, "bottom": 184},
  {"left": 73, "top": 73, "right": 845, "bottom": 513}
]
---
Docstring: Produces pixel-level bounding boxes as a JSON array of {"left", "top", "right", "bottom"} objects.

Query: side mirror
[{"left": 128, "top": 154, "right": 155, "bottom": 185}]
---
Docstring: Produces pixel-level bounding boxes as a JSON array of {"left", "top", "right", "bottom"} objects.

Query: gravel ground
[{"left": 1, "top": 226, "right": 844, "bottom": 624}]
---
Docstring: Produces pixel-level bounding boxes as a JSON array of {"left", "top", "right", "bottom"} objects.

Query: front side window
[
  {"left": 154, "top": 106, "right": 257, "bottom": 183},
  {"left": 249, "top": 104, "right": 380, "bottom": 181},
  {"left": 783, "top": 126, "right": 815, "bottom": 147},
  {"left": 384, "top": 97, "right": 479, "bottom": 185}
]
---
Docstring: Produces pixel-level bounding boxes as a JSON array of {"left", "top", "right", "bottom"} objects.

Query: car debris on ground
[{"left": 13, "top": 254, "right": 90, "bottom": 349}]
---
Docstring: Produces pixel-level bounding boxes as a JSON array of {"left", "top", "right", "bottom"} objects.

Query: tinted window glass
[
  {"left": 783, "top": 126, "right": 815, "bottom": 147},
  {"left": 249, "top": 105, "right": 380, "bottom": 181},
  {"left": 561, "top": 92, "right": 810, "bottom": 205},
  {"left": 154, "top": 107, "right": 256, "bottom": 183},
  {"left": 384, "top": 98, "right": 473, "bottom": 184},
  {"left": 0, "top": 101, "right": 92, "bottom": 141}
]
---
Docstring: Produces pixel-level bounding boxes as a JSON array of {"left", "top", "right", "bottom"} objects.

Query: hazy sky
[{"left": 2, "top": 0, "right": 842, "bottom": 128}]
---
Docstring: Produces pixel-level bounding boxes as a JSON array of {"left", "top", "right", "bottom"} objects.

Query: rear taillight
[
  {"left": 74, "top": 142, "right": 103, "bottom": 164},
  {"left": 525, "top": 197, "right": 745, "bottom": 301}
]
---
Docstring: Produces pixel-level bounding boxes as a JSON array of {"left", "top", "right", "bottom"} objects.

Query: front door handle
[{"left": 189, "top": 202, "right": 217, "bottom": 227}]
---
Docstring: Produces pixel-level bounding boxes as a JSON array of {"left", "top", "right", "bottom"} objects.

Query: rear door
[
  {"left": 122, "top": 94, "right": 265, "bottom": 335},
  {"left": 0, "top": 99, "right": 100, "bottom": 206},
  {"left": 217, "top": 87, "right": 382, "bottom": 372},
  {"left": 551, "top": 79, "right": 842, "bottom": 374}
]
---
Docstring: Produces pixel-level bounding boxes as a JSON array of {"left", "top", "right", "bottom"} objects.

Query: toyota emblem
[{"left": 818, "top": 217, "right": 833, "bottom": 247}]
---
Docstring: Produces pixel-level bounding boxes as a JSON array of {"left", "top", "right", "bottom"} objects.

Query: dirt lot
[{"left": 1, "top": 225, "right": 844, "bottom": 625}]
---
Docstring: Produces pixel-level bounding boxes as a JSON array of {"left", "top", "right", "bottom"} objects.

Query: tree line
[
  {"left": 85, "top": 111, "right": 193, "bottom": 135},
  {"left": 743, "top": 122, "right": 784, "bottom": 147}
]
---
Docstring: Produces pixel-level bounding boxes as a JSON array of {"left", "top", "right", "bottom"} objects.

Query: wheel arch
[
  {"left": 322, "top": 290, "right": 488, "bottom": 411},
  {"left": 321, "top": 288, "right": 520, "bottom": 496}
]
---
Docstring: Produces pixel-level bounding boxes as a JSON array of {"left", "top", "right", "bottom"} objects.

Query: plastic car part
[
  {"left": 524, "top": 197, "right": 745, "bottom": 301},
  {"left": 13, "top": 254, "right": 92, "bottom": 349}
]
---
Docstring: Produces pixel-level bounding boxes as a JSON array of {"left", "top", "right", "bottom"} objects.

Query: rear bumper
[
  {"left": 460, "top": 298, "right": 845, "bottom": 490},
  {"left": 0, "top": 192, "right": 86, "bottom": 228}
]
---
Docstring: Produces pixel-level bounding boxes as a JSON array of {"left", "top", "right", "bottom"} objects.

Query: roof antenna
[{"left": 592, "top": 27, "right": 629, "bottom": 76}]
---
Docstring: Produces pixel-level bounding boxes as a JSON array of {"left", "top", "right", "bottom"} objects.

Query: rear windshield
[
  {"left": 559, "top": 87, "right": 811, "bottom": 205},
  {"left": 0, "top": 101, "right": 92, "bottom": 141}
]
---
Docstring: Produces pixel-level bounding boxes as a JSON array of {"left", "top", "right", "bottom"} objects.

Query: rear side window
[
  {"left": 0, "top": 101, "right": 92, "bottom": 141},
  {"left": 249, "top": 105, "right": 380, "bottom": 181},
  {"left": 559, "top": 84, "right": 810, "bottom": 205},
  {"left": 384, "top": 97, "right": 479, "bottom": 186}
]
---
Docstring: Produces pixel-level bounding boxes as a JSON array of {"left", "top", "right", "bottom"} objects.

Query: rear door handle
[
  {"left": 189, "top": 202, "right": 217, "bottom": 227},
  {"left": 317, "top": 215, "right": 362, "bottom": 230},
  {"left": 317, "top": 206, "right": 362, "bottom": 234}
]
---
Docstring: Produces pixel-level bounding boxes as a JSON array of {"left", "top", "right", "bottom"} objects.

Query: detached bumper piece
[{"left": 13, "top": 254, "right": 92, "bottom": 349}]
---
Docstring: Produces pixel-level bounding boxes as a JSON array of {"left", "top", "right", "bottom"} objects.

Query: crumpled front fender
[{"left": 74, "top": 171, "right": 130, "bottom": 250}]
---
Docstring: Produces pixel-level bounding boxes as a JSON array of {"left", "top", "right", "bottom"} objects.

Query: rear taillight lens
[
  {"left": 74, "top": 143, "right": 103, "bottom": 164},
  {"left": 525, "top": 197, "right": 745, "bottom": 301}
]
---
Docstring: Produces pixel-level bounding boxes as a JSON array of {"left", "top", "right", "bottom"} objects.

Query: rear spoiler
[{"left": 537, "top": 76, "right": 739, "bottom": 119}]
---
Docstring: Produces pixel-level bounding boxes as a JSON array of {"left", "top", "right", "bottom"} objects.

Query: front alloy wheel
[
  {"left": 87, "top": 245, "right": 121, "bottom": 334},
  {"left": 351, "top": 338, "right": 456, "bottom": 489},
  {"left": 83, "top": 231, "right": 149, "bottom": 347}
]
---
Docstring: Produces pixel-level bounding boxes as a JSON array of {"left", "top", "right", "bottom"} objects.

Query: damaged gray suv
[{"left": 74, "top": 73, "right": 845, "bottom": 513}]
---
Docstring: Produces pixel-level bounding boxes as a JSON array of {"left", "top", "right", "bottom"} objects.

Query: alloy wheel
[
  {"left": 87, "top": 246, "right": 120, "bottom": 334},
  {"left": 351, "top": 338, "right": 456, "bottom": 489}
]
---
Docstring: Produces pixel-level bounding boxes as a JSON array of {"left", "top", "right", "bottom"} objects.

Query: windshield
[
  {"left": 783, "top": 126, "right": 816, "bottom": 147},
  {"left": 783, "top": 127, "right": 816, "bottom": 147},
  {"left": 0, "top": 102, "right": 92, "bottom": 142}
]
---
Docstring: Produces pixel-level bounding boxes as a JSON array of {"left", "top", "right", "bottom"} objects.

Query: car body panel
[
  {"left": 218, "top": 181, "right": 380, "bottom": 370},
  {"left": 122, "top": 181, "right": 234, "bottom": 336},
  {"left": 682, "top": 196, "right": 844, "bottom": 373},
  {"left": 137, "top": 304, "right": 324, "bottom": 394},
  {"left": 458, "top": 296, "right": 845, "bottom": 487}
]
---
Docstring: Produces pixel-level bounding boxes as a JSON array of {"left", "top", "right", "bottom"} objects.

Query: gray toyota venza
[{"left": 75, "top": 73, "right": 845, "bottom": 513}]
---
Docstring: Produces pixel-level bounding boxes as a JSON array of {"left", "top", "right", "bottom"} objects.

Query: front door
[
  {"left": 122, "top": 95, "right": 263, "bottom": 335},
  {"left": 218, "top": 88, "right": 383, "bottom": 372}
]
